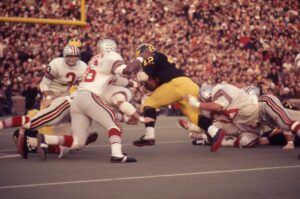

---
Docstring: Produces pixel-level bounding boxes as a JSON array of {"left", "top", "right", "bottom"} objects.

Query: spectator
[{"left": 0, "top": 0, "right": 300, "bottom": 115}]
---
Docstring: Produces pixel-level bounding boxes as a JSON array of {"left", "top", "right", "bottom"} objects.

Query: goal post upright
[{"left": 0, "top": 0, "right": 86, "bottom": 26}]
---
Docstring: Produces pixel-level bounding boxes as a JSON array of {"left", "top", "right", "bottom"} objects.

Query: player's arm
[
  {"left": 187, "top": 95, "right": 226, "bottom": 112},
  {"left": 111, "top": 58, "right": 143, "bottom": 75},
  {"left": 112, "top": 75, "right": 138, "bottom": 88},
  {"left": 39, "top": 65, "right": 56, "bottom": 99}
]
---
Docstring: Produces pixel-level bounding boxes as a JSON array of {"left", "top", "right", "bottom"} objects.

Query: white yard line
[
  {"left": 0, "top": 140, "right": 189, "bottom": 157},
  {"left": 0, "top": 125, "right": 180, "bottom": 136},
  {"left": 0, "top": 165, "right": 299, "bottom": 190}
]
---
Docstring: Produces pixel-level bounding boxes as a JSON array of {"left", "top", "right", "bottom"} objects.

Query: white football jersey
[
  {"left": 78, "top": 52, "right": 124, "bottom": 96},
  {"left": 211, "top": 83, "right": 259, "bottom": 125},
  {"left": 40, "top": 57, "right": 87, "bottom": 96}
]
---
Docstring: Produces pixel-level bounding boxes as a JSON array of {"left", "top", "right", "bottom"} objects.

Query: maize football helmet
[
  {"left": 97, "top": 39, "right": 117, "bottom": 53},
  {"left": 135, "top": 43, "right": 156, "bottom": 57},
  {"left": 63, "top": 45, "right": 80, "bottom": 66},
  {"left": 68, "top": 38, "right": 82, "bottom": 48}
]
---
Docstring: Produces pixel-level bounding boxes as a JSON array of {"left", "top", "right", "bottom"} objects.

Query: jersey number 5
[{"left": 83, "top": 68, "right": 96, "bottom": 82}]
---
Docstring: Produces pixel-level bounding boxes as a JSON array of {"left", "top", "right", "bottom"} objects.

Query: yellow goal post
[{"left": 0, "top": 0, "right": 86, "bottom": 26}]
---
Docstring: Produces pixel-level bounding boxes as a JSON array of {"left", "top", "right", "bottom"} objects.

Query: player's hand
[
  {"left": 186, "top": 95, "right": 201, "bottom": 108},
  {"left": 41, "top": 99, "right": 53, "bottom": 108},
  {"left": 139, "top": 117, "right": 155, "bottom": 123}
]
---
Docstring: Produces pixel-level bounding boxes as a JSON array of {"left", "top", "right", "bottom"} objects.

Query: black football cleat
[
  {"left": 37, "top": 134, "right": 48, "bottom": 160},
  {"left": 85, "top": 132, "right": 98, "bottom": 145},
  {"left": 132, "top": 135, "right": 155, "bottom": 147},
  {"left": 210, "top": 129, "right": 225, "bottom": 152},
  {"left": 111, "top": 153, "right": 137, "bottom": 163},
  {"left": 16, "top": 132, "right": 28, "bottom": 159},
  {"left": 192, "top": 139, "right": 206, "bottom": 146}
]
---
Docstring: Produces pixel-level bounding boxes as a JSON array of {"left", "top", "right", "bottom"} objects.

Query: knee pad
[{"left": 71, "top": 137, "right": 85, "bottom": 150}]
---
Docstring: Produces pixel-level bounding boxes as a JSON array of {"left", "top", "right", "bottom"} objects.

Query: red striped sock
[
  {"left": 3, "top": 116, "right": 30, "bottom": 128},
  {"left": 62, "top": 135, "right": 74, "bottom": 147}
]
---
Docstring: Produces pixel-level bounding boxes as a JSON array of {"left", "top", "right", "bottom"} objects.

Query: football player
[
  {"left": 186, "top": 83, "right": 300, "bottom": 151},
  {"left": 130, "top": 44, "right": 226, "bottom": 152},
  {"left": 0, "top": 45, "right": 88, "bottom": 157},
  {"left": 36, "top": 39, "right": 153, "bottom": 163}
]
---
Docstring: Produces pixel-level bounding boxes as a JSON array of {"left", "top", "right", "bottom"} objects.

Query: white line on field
[
  {"left": 0, "top": 140, "right": 189, "bottom": 156},
  {"left": 0, "top": 165, "right": 299, "bottom": 190},
  {"left": 0, "top": 125, "right": 182, "bottom": 136}
]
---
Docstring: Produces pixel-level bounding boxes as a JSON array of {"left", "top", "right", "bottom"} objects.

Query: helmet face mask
[
  {"left": 135, "top": 43, "right": 155, "bottom": 57},
  {"left": 63, "top": 45, "right": 80, "bottom": 66},
  {"left": 97, "top": 39, "right": 117, "bottom": 54}
]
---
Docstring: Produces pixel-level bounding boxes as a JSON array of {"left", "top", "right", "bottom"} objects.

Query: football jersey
[
  {"left": 142, "top": 51, "right": 185, "bottom": 85},
  {"left": 40, "top": 57, "right": 87, "bottom": 96},
  {"left": 78, "top": 52, "right": 123, "bottom": 96},
  {"left": 211, "top": 83, "right": 259, "bottom": 125}
]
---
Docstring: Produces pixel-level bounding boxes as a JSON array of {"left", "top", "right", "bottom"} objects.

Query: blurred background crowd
[{"left": 0, "top": 0, "right": 299, "bottom": 115}]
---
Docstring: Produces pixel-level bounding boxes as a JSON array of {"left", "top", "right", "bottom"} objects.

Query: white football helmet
[
  {"left": 199, "top": 84, "right": 213, "bottom": 102},
  {"left": 63, "top": 45, "right": 80, "bottom": 66},
  {"left": 97, "top": 39, "right": 117, "bottom": 53},
  {"left": 243, "top": 86, "right": 261, "bottom": 97}
]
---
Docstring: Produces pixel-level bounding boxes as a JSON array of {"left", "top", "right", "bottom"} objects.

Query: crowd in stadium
[{"left": 0, "top": 0, "right": 299, "bottom": 115}]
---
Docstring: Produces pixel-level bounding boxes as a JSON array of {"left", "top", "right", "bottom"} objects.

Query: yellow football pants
[{"left": 143, "top": 76, "right": 200, "bottom": 124}]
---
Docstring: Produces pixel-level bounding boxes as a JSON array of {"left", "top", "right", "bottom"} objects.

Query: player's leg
[
  {"left": 133, "top": 82, "right": 183, "bottom": 146},
  {"left": 259, "top": 95, "right": 300, "bottom": 135},
  {"left": 87, "top": 92, "right": 136, "bottom": 162},
  {"left": 27, "top": 96, "right": 71, "bottom": 130}
]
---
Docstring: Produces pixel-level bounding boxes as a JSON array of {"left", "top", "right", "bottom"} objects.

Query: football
[{"left": 143, "top": 78, "right": 159, "bottom": 91}]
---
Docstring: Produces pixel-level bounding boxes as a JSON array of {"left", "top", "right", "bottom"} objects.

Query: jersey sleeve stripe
[{"left": 111, "top": 60, "right": 125, "bottom": 74}]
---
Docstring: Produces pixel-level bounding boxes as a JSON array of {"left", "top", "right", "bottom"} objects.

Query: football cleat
[
  {"left": 132, "top": 135, "right": 155, "bottom": 147},
  {"left": 210, "top": 129, "right": 225, "bottom": 152},
  {"left": 192, "top": 139, "right": 207, "bottom": 146},
  {"left": 37, "top": 134, "right": 48, "bottom": 160},
  {"left": 85, "top": 132, "right": 99, "bottom": 145},
  {"left": 111, "top": 153, "right": 137, "bottom": 163}
]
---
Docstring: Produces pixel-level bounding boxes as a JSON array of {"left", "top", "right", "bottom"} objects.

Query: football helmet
[
  {"left": 63, "top": 45, "right": 80, "bottom": 66},
  {"left": 199, "top": 84, "right": 213, "bottom": 102},
  {"left": 97, "top": 39, "right": 117, "bottom": 53},
  {"left": 135, "top": 43, "right": 156, "bottom": 57},
  {"left": 68, "top": 38, "right": 82, "bottom": 48},
  {"left": 243, "top": 86, "right": 261, "bottom": 97}
]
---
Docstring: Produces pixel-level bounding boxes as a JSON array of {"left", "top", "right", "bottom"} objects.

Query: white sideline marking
[
  {"left": 0, "top": 154, "right": 19, "bottom": 159},
  {"left": 0, "top": 165, "right": 299, "bottom": 190},
  {"left": 0, "top": 125, "right": 182, "bottom": 136},
  {"left": 0, "top": 140, "right": 189, "bottom": 157}
]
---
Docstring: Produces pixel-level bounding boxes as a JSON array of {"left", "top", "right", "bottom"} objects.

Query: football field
[{"left": 0, "top": 116, "right": 299, "bottom": 199}]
